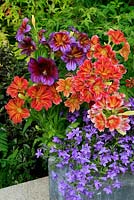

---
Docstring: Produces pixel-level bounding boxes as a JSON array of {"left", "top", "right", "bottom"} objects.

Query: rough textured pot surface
[{"left": 48, "top": 157, "right": 134, "bottom": 200}]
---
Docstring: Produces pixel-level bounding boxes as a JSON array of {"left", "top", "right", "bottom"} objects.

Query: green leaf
[{"left": 22, "top": 117, "right": 33, "bottom": 133}]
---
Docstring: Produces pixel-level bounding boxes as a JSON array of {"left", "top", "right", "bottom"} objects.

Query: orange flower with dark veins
[
  {"left": 107, "top": 29, "right": 126, "bottom": 45},
  {"left": 5, "top": 98, "right": 30, "bottom": 124},
  {"left": 6, "top": 76, "right": 28, "bottom": 98},
  {"left": 49, "top": 84, "right": 62, "bottom": 105},
  {"left": 56, "top": 77, "right": 73, "bottom": 97},
  {"left": 106, "top": 115, "right": 121, "bottom": 131},
  {"left": 27, "top": 84, "right": 52, "bottom": 111},
  {"left": 64, "top": 94, "right": 81, "bottom": 112},
  {"left": 93, "top": 112, "right": 106, "bottom": 132}
]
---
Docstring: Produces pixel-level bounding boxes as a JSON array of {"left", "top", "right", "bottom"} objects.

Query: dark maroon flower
[
  {"left": 28, "top": 57, "right": 58, "bottom": 86},
  {"left": 48, "top": 31, "right": 75, "bottom": 53},
  {"left": 18, "top": 36, "right": 36, "bottom": 56},
  {"left": 61, "top": 43, "right": 86, "bottom": 71},
  {"left": 16, "top": 18, "right": 31, "bottom": 41}
]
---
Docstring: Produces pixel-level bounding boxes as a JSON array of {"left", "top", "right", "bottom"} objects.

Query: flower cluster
[
  {"left": 50, "top": 105, "right": 134, "bottom": 199},
  {"left": 5, "top": 16, "right": 134, "bottom": 199}
]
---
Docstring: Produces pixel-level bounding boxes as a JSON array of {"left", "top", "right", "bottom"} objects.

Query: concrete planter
[
  {"left": 49, "top": 157, "right": 134, "bottom": 200},
  {"left": 0, "top": 177, "right": 49, "bottom": 200}
]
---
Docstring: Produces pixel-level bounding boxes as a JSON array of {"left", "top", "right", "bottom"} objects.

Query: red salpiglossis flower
[
  {"left": 27, "top": 84, "right": 52, "bottom": 111},
  {"left": 91, "top": 78, "right": 106, "bottom": 100},
  {"left": 86, "top": 35, "right": 100, "bottom": 58},
  {"left": 64, "top": 93, "right": 82, "bottom": 112},
  {"left": 5, "top": 98, "right": 30, "bottom": 124},
  {"left": 6, "top": 76, "right": 28, "bottom": 98},
  {"left": 49, "top": 84, "right": 62, "bottom": 105},
  {"left": 56, "top": 77, "right": 73, "bottom": 97},
  {"left": 106, "top": 94, "right": 123, "bottom": 110},
  {"left": 106, "top": 115, "right": 121, "bottom": 131},
  {"left": 93, "top": 112, "right": 106, "bottom": 132},
  {"left": 107, "top": 29, "right": 126, "bottom": 45},
  {"left": 106, "top": 80, "right": 120, "bottom": 94},
  {"left": 76, "top": 59, "right": 93, "bottom": 78}
]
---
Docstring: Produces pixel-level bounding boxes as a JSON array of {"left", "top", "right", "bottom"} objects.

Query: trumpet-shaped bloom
[
  {"left": 76, "top": 32, "right": 90, "bottom": 52},
  {"left": 56, "top": 77, "right": 73, "bottom": 97},
  {"left": 6, "top": 76, "right": 28, "bottom": 98},
  {"left": 28, "top": 57, "right": 58, "bottom": 86},
  {"left": 106, "top": 95, "right": 123, "bottom": 110},
  {"left": 48, "top": 31, "right": 75, "bottom": 52},
  {"left": 119, "top": 42, "right": 130, "bottom": 61},
  {"left": 64, "top": 94, "right": 81, "bottom": 112},
  {"left": 27, "top": 85, "right": 52, "bottom": 111},
  {"left": 15, "top": 18, "right": 31, "bottom": 41},
  {"left": 61, "top": 43, "right": 86, "bottom": 71},
  {"left": 107, "top": 29, "right": 126, "bottom": 45},
  {"left": 93, "top": 113, "right": 106, "bottom": 132},
  {"left": 49, "top": 84, "right": 62, "bottom": 105},
  {"left": 18, "top": 36, "right": 36, "bottom": 56},
  {"left": 106, "top": 115, "right": 121, "bottom": 131},
  {"left": 5, "top": 98, "right": 30, "bottom": 124}
]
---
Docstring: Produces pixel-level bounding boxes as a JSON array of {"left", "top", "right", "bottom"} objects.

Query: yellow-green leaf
[{"left": 118, "top": 111, "right": 134, "bottom": 116}]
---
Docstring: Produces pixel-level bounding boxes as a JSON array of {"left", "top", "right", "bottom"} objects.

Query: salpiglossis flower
[
  {"left": 28, "top": 57, "right": 58, "bottom": 86},
  {"left": 5, "top": 98, "right": 30, "bottom": 124},
  {"left": 6, "top": 76, "right": 28, "bottom": 98},
  {"left": 27, "top": 84, "right": 52, "bottom": 111}
]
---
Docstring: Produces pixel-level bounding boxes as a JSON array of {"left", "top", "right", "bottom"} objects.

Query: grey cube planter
[{"left": 49, "top": 157, "right": 134, "bottom": 200}]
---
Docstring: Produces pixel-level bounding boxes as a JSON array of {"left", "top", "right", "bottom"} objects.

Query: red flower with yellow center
[
  {"left": 93, "top": 112, "right": 106, "bottom": 132},
  {"left": 27, "top": 84, "right": 52, "bottom": 111},
  {"left": 5, "top": 98, "right": 30, "bottom": 124},
  {"left": 106, "top": 115, "right": 121, "bottom": 131},
  {"left": 107, "top": 29, "right": 126, "bottom": 45},
  {"left": 106, "top": 95, "right": 123, "bottom": 110},
  {"left": 6, "top": 76, "right": 28, "bottom": 98},
  {"left": 49, "top": 84, "right": 62, "bottom": 105}
]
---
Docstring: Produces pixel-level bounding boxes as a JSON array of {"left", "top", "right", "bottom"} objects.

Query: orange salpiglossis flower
[
  {"left": 49, "top": 83, "right": 62, "bottom": 105},
  {"left": 125, "top": 77, "right": 134, "bottom": 88},
  {"left": 92, "top": 112, "right": 106, "bottom": 132},
  {"left": 93, "top": 44, "right": 118, "bottom": 64},
  {"left": 119, "top": 42, "right": 130, "bottom": 61},
  {"left": 64, "top": 93, "right": 82, "bottom": 112},
  {"left": 7, "top": 76, "right": 28, "bottom": 98},
  {"left": 27, "top": 84, "right": 52, "bottom": 111},
  {"left": 107, "top": 29, "right": 126, "bottom": 45},
  {"left": 5, "top": 98, "right": 30, "bottom": 124},
  {"left": 88, "top": 93, "right": 131, "bottom": 134},
  {"left": 106, "top": 115, "right": 121, "bottom": 131},
  {"left": 56, "top": 77, "right": 73, "bottom": 97}
]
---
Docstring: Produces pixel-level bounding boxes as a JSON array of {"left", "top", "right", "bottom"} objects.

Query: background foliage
[{"left": 0, "top": 0, "right": 134, "bottom": 188}]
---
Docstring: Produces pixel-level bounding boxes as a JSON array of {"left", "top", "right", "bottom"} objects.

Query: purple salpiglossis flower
[
  {"left": 28, "top": 57, "right": 58, "bottom": 86},
  {"left": 48, "top": 31, "right": 75, "bottom": 53},
  {"left": 38, "top": 29, "right": 47, "bottom": 44},
  {"left": 18, "top": 36, "right": 36, "bottom": 56},
  {"left": 61, "top": 43, "right": 86, "bottom": 71},
  {"left": 16, "top": 18, "right": 31, "bottom": 41},
  {"left": 35, "top": 148, "right": 43, "bottom": 158},
  {"left": 76, "top": 32, "right": 90, "bottom": 53}
]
